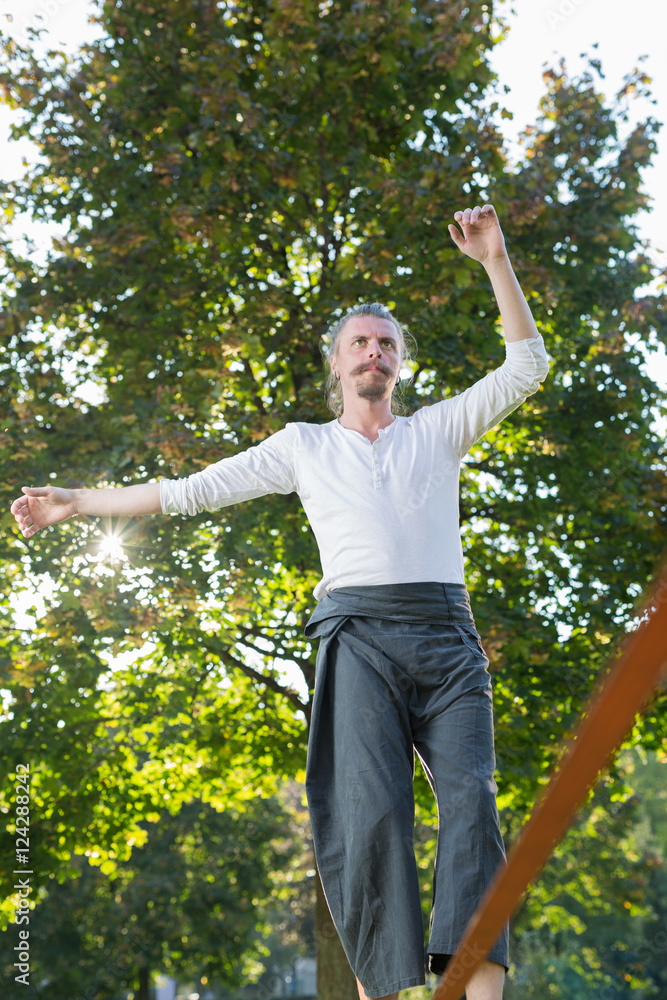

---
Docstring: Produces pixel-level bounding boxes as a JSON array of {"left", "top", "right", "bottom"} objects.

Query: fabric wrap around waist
[{"left": 304, "top": 582, "right": 475, "bottom": 640}]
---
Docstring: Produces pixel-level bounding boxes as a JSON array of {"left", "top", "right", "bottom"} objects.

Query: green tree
[
  {"left": 502, "top": 749, "right": 667, "bottom": 999},
  {"left": 0, "top": 795, "right": 298, "bottom": 1000},
  {"left": 1, "top": 0, "right": 665, "bottom": 995}
]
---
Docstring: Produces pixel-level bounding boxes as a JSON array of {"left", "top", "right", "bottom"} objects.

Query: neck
[{"left": 338, "top": 397, "right": 395, "bottom": 443}]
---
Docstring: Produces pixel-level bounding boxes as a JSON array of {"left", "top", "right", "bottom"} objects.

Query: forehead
[{"left": 340, "top": 316, "right": 399, "bottom": 342}]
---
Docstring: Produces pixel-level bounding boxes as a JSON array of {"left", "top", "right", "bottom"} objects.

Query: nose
[{"left": 368, "top": 339, "right": 383, "bottom": 358}]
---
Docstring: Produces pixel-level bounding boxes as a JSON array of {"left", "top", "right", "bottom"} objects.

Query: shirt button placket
[{"left": 372, "top": 440, "right": 382, "bottom": 490}]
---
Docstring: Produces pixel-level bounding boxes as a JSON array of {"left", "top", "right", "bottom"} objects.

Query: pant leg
[
  {"left": 411, "top": 623, "right": 510, "bottom": 973},
  {"left": 305, "top": 620, "right": 427, "bottom": 998}
]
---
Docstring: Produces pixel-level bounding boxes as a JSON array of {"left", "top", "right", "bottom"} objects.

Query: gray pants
[{"left": 305, "top": 583, "right": 509, "bottom": 998}]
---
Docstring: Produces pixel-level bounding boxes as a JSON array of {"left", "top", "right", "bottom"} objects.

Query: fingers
[
  {"left": 14, "top": 516, "right": 38, "bottom": 538},
  {"left": 10, "top": 487, "right": 48, "bottom": 514},
  {"left": 21, "top": 486, "right": 50, "bottom": 496},
  {"left": 10, "top": 491, "right": 40, "bottom": 537},
  {"left": 448, "top": 223, "right": 464, "bottom": 248},
  {"left": 10, "top": 489, "right": 40, "bottom": 517},
  {"left": 10, "top": 497, "right": 29, "bottom": 516},
  {"left": 453, "top": 204, "right": 495, "bottom": 227},
  {"left": 11, "top": 505, "right": 36, "bottom": 537}
]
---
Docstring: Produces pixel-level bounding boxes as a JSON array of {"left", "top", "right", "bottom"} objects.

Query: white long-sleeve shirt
[{"left": 161, "top": 335, "right": 549, "bottom": 598}]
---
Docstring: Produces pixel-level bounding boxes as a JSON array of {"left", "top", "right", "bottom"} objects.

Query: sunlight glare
[{"left": 97, "top": 532, "right": 126, "bottom": 565}]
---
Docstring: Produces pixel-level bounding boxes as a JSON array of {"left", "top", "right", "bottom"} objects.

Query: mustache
[{"left": 350, "top": 360, "right": 394, "bottom": 377}]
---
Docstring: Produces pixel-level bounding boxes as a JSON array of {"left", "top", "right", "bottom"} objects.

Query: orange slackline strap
[{"left": 431, "top": 560, "right": 667, "bottom": 1000}]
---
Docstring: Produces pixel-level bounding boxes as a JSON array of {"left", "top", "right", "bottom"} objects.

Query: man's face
[{"left": 332, "top": 316, "right": 402, "bottom": 405}]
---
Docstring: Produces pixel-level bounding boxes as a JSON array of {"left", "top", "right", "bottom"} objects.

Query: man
[{"left": 12, "top": 204, "right": 549, "bottom": 999}]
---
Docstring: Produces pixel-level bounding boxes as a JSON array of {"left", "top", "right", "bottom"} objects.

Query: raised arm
[
  {"left": 448, "top": 203, "right": 540, "bottom": 343},
  {"left": 423, "top": 203, "right": 549, "bottom": 457},
  {"left": 11, "top": 483, "right": 161, "bottom": 538}
]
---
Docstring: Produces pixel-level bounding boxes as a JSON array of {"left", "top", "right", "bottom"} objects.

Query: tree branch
[{"left": 199, "top": 635, "right": 309, "bottom": 716}]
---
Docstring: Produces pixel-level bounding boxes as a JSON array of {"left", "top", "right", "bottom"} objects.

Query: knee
[{"left": 437, "top": 771, "right": 498, "bottom": 826}]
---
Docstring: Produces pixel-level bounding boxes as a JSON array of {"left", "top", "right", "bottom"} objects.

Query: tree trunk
[
  {"left": 315, "top": 868, "right": 358, "bottom": 1000},
  {"left": 137, "top": 963, "right": 150, "bottom": 1000}
]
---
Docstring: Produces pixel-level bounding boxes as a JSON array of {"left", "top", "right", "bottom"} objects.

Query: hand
[
  {"left": 448, "top": 203, "right": 507, "bottom": 265},
  {"left": 10, "top": 486, "right": 78, "bottom": 538}
]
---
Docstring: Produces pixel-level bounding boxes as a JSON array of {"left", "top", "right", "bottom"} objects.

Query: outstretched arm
[
  {"left": 448, "top": 203, "right": 540, "bottom": 343},
  {"left": 12, "top": 423, "right": 299, "bottom": 536},
  {"left": 11, "top": 483, "right": 161, "bottom": 538}
]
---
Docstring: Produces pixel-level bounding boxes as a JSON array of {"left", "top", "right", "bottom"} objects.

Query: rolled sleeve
[
  {"left": 423, "top": 334, "right": 550, "bottom": 457},
  {"left": 160, "top": 424, "right": 297, "bottom": 516}
]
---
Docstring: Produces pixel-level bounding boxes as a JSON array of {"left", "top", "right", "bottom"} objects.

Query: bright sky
[
  {"left": 489, "top": 0, "right": 667, "bottom": 388},
  {"left": 491, "top": 0, "right": 666, "bottom": 269}
]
